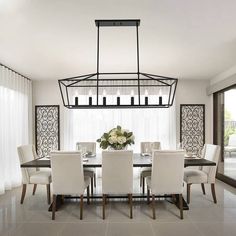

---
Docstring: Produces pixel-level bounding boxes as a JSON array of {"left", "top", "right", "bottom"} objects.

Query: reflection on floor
[
  {"left": 1, "top": 178, "right": 236, "bottom": 236},
  {"left": 220, "top": 152, "right": 236, "bottom": 180}
]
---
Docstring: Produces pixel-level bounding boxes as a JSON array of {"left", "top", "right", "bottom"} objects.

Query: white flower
[
  {"left": 117, "top": 136, "right": 126, "bottom": 144},
  {"left": 108, "top": 135, "right": 117, "bottom": 144},
  {"left": 110, "top": 129, "right": 117, "bottom": 136}
]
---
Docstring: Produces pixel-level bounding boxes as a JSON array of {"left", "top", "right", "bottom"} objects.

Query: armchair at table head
[
  {"left": 17, "top": 144, "right": 38, "bottom": 184},
  {"left": 17, "top": 144, "right": 51, "bottom": 205}
]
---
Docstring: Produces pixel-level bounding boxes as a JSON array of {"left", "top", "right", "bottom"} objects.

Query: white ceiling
[{"left": 1, "top": 0, "right": 236, "bottom": 80}]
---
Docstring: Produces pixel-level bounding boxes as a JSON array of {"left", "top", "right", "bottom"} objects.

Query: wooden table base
[{"left": 48, "top": 194, "right": 189, "bottom": 212}]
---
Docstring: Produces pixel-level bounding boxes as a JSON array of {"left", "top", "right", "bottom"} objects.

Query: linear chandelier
[{"left": 58, "top": 19, "right": 178, "bottom": 109}]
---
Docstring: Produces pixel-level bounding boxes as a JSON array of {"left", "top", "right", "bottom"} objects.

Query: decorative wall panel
[
  {"left": 180, "top": 104, "right": 205, "bottom": 157},
  {"left": 35, "top": 105, "right": 60, "bottom": 157}
]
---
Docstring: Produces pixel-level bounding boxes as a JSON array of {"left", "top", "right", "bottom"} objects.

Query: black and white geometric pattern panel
[
  {"left": 35, "top": 105, "right": 60, "bottom": 157},
  {"left": 180, "top": 105, "right": 205, "bottom": 157}
]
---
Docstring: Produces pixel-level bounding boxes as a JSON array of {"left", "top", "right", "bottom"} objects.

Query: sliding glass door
[{"left": 214, "top": 85, "right": 236, "bottom": 186}]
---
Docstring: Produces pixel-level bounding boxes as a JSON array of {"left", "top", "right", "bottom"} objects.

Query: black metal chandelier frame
[{"left": 58, "top": 19, "right": 178, "bottom": 109}]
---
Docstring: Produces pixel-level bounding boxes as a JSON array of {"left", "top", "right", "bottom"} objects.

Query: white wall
[
  {"left": 32, "top": 79, "right": 213, "bottom": 148},
  {"left": 175, "top": 79, "right": 213, "bottom": 144}
]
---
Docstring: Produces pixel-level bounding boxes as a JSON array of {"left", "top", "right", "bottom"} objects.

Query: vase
[{"left": 108, "top": 145, "right": 128, "bottom": 150}]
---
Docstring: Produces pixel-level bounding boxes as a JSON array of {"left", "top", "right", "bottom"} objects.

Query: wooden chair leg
[
  {"left": 46, "top": 184, "right": 51, "bottom": 205},
  {"left": 128, "top": 194, "right": 133, "bottom": 219},
  {"left": 187, "top": 184, "right": 191, "bottom": 204},
  {"left": 201, "top": 183, "right": 206, "bottom": 195},
  {"left": 20, "top": 184, "right": 27, "bottom": 204},
  {"left": 87, "top": 186, "right": 90, "bottom": 204},
  {"left": 142, "top": 177, "right": 145, "bottom": 194},
  {"left": 91, "top": 178, "right": 94, "bottom": 195},
  {"left": 61, "top": 195, "right": 65, "bottom": 204},
  {"left": 140, "top": 174, "right": 142, "bottom": 187},
  {"left": 94, "top": 173, "right": 96, "bottom": 187},
  {"left": 147, "top": 188, "right": 150, "bottom": 204},
  {"left": 179, "top": 194, "right": 183, "bottom": 219},
  {"left": 152, "top": 194, "right": 156, "bottom": 219},
  {"left": 32, "top": 184, "right": 37, "bottom": 195},
  {"left": 52, "top": 194, "right": 57, "bottom": 220},
  {"left": 102, "top": 194, "right": 106, "bottom": 220},
  {"left": 211, "top": 183, "right": 217, "bottom": 203},
  {"left": 80, "top": 195, "right": 83, "bottom": 220}
]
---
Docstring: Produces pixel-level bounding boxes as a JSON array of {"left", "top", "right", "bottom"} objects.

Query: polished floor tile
[{"left": 0, "top": 179, "right": 236, "bottom": 236}]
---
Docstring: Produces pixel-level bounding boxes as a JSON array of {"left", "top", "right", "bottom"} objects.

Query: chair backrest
[
  {"left": 201, "top": 144, "right": 221, "bottom": 183},
  {"left": 141, "top": 142, "right": 161, "bottom": 154},
  {"left": 102, "top": 150, "right": 133, "bottom": 194},
  {"left": 228, "top": 134, "right": 236, "bottom": 146},
  {"left": 151, "top": 150, "right": 185, "bottom": 195},
  {"left": 17, "top": 145, "right": 37, "bottom": 184},
  {"left": 76, "top": 142, "right": 96, "bottom": 154},
  {"left": 50, "top": 151, "right": 85, "bottom": 195}
]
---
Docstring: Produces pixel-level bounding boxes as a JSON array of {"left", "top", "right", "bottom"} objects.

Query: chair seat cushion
[
  {"left": 30, "top": 171, "right": 51, "bottom": 184},
  {"left": 146, "top": 176, "right": 151, "bottom": 188},
  {"left": 184, "top": 169, "right": 207, "bottom": 184},
  {"left": 84, "top": 176, "right": 91, "bottom": 189},
  {"left": 140, "top": 168, "right": 151, "bottom": 178}
]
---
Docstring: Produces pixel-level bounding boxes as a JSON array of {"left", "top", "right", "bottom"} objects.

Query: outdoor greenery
[{"left": 224, "top": 109, "right": 236, "bottom": 145}]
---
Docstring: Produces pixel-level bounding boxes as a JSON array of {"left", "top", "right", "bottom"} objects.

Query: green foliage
[
  {"left": 224, "top": 109, "right": 236, "bottom": 145},
  {"left": 224, "top": 126, "right": 236, "bottom": 146},
  {"left": 225, "top": 109, "right": 232, "bottom": 121}
]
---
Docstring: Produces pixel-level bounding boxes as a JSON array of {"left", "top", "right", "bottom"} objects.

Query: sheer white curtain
[
  {"left": 64, "top": 95, "right": 176, "bottom": 152},
  {"left": 0, "top": 65, "right": 32, "bottom": 195}
]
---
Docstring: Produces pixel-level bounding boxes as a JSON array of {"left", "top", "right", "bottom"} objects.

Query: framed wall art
[{"left": 35, "top": 105, "right": 60, "bottom": 157}]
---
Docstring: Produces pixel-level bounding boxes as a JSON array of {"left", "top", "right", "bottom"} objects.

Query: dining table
[{"left": 21, "top": 153, "right": 216, "bottom": 211}]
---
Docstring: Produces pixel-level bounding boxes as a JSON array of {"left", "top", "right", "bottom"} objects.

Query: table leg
[
  {"left": 48, "top": 195, "right": 62, "bottom": 212},
  {"left": 174, "top": 194, "right": 189, "bottom": 210}
]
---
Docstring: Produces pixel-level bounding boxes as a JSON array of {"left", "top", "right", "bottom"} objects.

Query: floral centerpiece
[{"left": 97, "top": 125, "right": 135, "bottom": 150}]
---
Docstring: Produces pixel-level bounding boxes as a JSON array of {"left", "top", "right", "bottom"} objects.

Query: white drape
[
  {"left": 64, "top": 96, "right": 176, "bottom": 152},
  {"left": 0, "top": 65, "right": 32, "bottom": 195}
]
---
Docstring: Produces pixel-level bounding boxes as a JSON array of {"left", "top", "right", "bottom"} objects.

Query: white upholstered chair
[
  {"left": 17, "top": 145, "right": 52, "bottom": 204},
  {"left": 146, "top": 150, "right": 185, "bottom": 219},
  {"left": 76, "top": 142, "right": 96, "bottom": 195},
  {"left": 50, "top": 151, "right": 90, "bottom": 220},
  {"left": 140, "top": 142, "right": 161, "bottom": 194},
  {"left": 102, "top": 150, "right": 133, "bottom": 219},
  {"left": 184, "top": 144, "right": 220, "bottom": 204},
  {"left": 225, "top": 134, "right": 236, "bottom": 157}
]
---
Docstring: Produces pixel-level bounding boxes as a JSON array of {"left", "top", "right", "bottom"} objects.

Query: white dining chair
[
  {"left": 184, "top": 144, "right": 220, "bottom": 204},
  {"left": 17, "top": 145, "right": 52, "bottom": 204},
  {"left": 146, "top": 150, "right": 185, "bottom": 219},
  {"left": 140, "top": 142, "right": 161, "bottom": 194},
  {"left": 102, "top": 150, "right": 133, "bottom": 219},
  {"left": 76, "top": 142, "right": 96, "bottom": 195},
  {"left": 50, "top": 151, "right": 90, "bottom": 220}
]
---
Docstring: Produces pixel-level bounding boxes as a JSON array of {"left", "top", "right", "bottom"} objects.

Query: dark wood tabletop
[{"left": 21, "top": 153, "right": 216, "bottom": 168}]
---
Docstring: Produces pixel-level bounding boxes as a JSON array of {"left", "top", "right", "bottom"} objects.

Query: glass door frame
[{"left": 214, "top": 84, "right": 236, "bottom": 187}]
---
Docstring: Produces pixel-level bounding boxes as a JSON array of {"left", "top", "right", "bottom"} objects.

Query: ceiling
[{"left": 1, "top": 0, "right": 236, "bottom": 81}]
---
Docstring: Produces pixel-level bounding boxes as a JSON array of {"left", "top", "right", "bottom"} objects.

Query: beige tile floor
[{"left": 0, "top": 178, "right": 236, "bottom": 236}]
